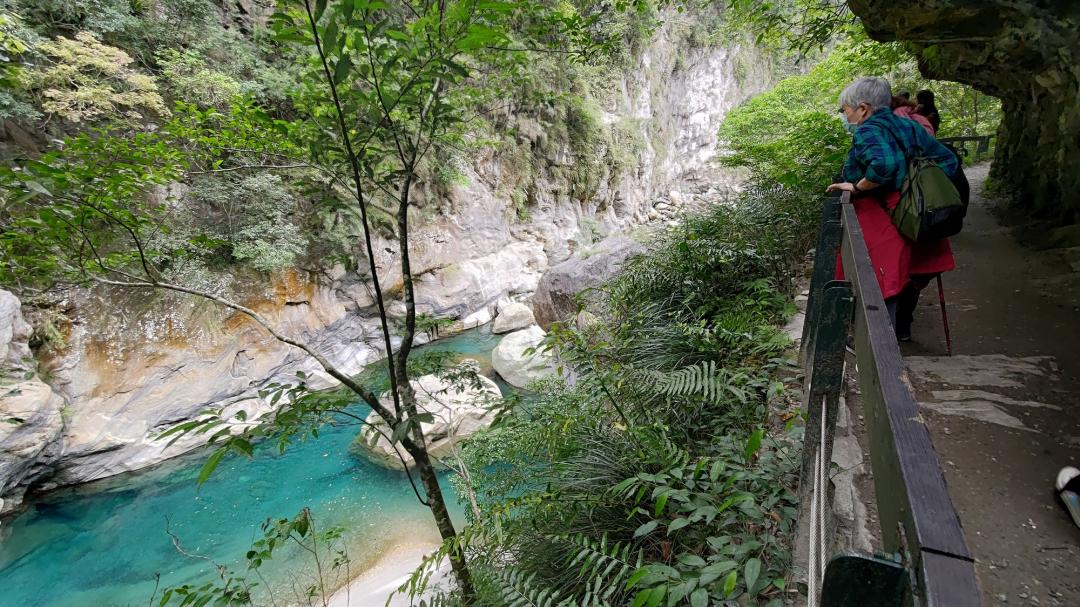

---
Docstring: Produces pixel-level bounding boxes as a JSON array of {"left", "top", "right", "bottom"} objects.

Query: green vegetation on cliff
[{"left": 430, "top": 185, "right": 816, "bottom": 606}]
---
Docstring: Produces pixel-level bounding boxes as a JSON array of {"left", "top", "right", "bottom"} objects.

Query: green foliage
[
  {"left": 717, "top": 36, "right": 909, "bottom": 190},
  {"left": 188, "top": 174, "right": 307, "bottom": 273},
  {"left": 717, "top": 9, "right": 1003, "bottom": 191},
  {"left": 24, "top": 30, "right": 169, "bottom": 123},
  {"left": 721, "top": 0, "right": 855, "bottom": 58},
  {"left": 414, "top": 183, "right": 812, "bottom": 606},
  {"left": 15, "top": 0, "right": 143, "bottom": 38},
  {"left": 0, "top": 11, "right": 40, "bottom": 120},
  {"left": 156, "top": 49, "right": 246, "bottom": 109}
]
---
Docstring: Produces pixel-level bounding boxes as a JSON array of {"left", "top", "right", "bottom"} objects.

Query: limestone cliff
[
  {"left": 1, "top": 17, "right": 776, "bottom": 505},
  {"left": 0, "top": 291, "right": 64, "bottom": 516},
  {"left": 849, "top": 1, "right": 1080, "bottom": 222}
]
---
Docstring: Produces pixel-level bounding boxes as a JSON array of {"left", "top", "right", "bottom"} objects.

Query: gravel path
[{"left": 902, "top": 163, "right": 1080, "bottom": 606}]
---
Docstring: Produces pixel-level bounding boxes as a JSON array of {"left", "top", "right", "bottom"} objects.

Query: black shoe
[{"left": 896, "top": 327, "right": 912, "bottom": 342}]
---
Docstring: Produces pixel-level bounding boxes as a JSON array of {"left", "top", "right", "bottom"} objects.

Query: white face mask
[{"left": 841, "top": 114, "right": 858, "bottom": 135}]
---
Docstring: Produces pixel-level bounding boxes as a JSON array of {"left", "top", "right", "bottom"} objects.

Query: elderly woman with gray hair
[{"left": 826, "top": 77, "right": 959, "bottom": 341}]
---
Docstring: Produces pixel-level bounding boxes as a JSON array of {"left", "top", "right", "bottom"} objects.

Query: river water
[{"left": 0, "top": 326, "right": 508, "bottom": 607}]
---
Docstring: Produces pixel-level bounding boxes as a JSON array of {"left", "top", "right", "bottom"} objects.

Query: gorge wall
[
  {"left": 850, "top": 0, "right": 1080, "bottom": 223},
  {"left": 0, "top": 17, "right": 776, "bottom": 514}
]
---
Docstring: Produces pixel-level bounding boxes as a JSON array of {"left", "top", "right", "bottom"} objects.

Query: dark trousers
[{"left": 886, "top": 274, "right": 935, "bottom": 337}]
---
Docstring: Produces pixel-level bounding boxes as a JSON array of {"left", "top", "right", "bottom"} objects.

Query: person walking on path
[
  {"left": 827, "top": 77, "right": 959, "bottom": 340},
  {"left": 892, "top": 95, "right": 935, "bottom": 135},
  {"left": 915, "top": 89, "right": 942, "bottom": 133}
]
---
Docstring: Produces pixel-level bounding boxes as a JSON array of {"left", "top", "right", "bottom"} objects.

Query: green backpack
[{"left": 884, "top": 126, "right": 965, "bottom": 242}]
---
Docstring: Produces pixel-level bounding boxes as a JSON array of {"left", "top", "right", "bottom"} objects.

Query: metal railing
[
  {"left": 798, "top": 191, "right": 982, "bottom": 606},
  {"left": 939, "top": 135, "right": 994, "bottom": 159}
]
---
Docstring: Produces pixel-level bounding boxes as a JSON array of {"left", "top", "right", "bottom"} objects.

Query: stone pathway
[{"left": 901, "top": 164, "right": 1080, "bottom": 606}]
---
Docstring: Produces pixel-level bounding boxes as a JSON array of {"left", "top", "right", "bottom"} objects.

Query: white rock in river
[
  {"left": 356, "top": 371, "right": 501, "bottom": 470},
  {"left": 492, "top": 302, "right": 536, "bottom": 335},
  {"left": 491, "top": 326, "right": 556, "bottom": 388}
]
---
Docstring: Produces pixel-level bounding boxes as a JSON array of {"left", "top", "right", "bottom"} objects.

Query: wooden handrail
[{"left": 801, "top": 191, "right": 983, "bottom": 606}]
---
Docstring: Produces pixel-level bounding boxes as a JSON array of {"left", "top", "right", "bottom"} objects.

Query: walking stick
[{"left": 936, "top": 274, "right": 953, "bottom": 356}]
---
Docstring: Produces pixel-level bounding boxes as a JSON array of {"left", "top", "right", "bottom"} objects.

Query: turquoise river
[{"left": 0, "top": 325, "right": 509, "bottom": 607}]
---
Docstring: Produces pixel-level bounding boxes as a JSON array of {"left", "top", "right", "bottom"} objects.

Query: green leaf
[
  {"left": 294, "top": 511, "right": 310, "bottom": 537},
  {"left": 322, "top": 20, "right": 340, "bottom": 54},
  {"left": 646, "top": 586, "right": 666, "bottom": 607},
  {"left": 709, "top": 460, "right": 723, "bottom": 482},
  {"left": 390, "top": 421, "right": 409, "bottom": 445},
  {"left": 722, "top": 570, "right": 737, "bottom": 597},
  {"left": 633, "top": 520, "right": 659, "bottom": 538},
  {"left": 25, "top": 181, "right": 51, "bottom": 197},
  {"left": 677, "top": 554, "right": 706, "bottom": 568},
  {"left": 314, "top": 0, "right": 328, "bottom": 22},
  {"left": 667, "top": 518, "right": 691, "bottom": 534},
  {"left": 690, "top": 588, "right": 708, "bottom": 607},
  {"left": 333, "top": 56, "right": 352, "bottom": 85},
  {"left": 744, "top": 558, "right": 762, "bottom": 596},
  {"left": 230, "top": 439, "right": 254, "bottom": 458},
  {"left": 625, "top": 567, "right": 649, "bottom": 591},
  {"left": 744, "top": 427, "right": 764, "bottom": 462},
  {"left": 197, "top": 448, "right": 227, "bottom": 486},
  {"left": 699, "top": 560, "right": 737, "bottom": 586},
  {"left": 654, "top": 492, "right": 668, "bottom": 517}
]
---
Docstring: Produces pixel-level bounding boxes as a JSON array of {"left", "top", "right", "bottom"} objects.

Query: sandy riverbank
[{"left": 328, "top": 540, "right": 447, "bottom": 607}]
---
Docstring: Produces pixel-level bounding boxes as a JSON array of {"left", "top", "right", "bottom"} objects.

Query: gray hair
[{"left": 838, "top": 77, "right": 892, "bottom": 111}]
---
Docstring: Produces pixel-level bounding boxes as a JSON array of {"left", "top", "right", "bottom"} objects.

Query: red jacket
[{"left": 837, "top": 191, "right": 955, "bottom": 298}]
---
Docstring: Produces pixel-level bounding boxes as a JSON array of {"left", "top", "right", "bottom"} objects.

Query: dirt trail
[{"left": 901, "top": 163, "right": 1080, "bottom": 606}]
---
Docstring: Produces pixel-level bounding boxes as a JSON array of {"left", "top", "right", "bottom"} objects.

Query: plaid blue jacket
[{"left": 842, "top": 108, "right": 958, "bottom": 191}]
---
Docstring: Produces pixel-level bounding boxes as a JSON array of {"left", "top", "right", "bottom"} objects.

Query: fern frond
[
  {"left": 644, "top": 361, "right": 746, "bottom": 405},
  {"left": 491, "top": 567, "right": 571, "bottom": 607},
  {"left": 551, "top": 533, "right": 643, "bottom": 606}
]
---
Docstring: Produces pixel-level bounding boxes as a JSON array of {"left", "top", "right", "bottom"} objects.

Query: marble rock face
[
  {"left": 15, "top": 23, "right": 776, "bottom": 489},
  {"left": 0, "top": 290, "right": 65, "bottom": 515}
]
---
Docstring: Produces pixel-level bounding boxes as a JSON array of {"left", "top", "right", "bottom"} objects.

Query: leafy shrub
[
  {"left": 717, "top": 37, "right": 909, "bottom": 190},
  {"left": 0, "top": 11, "right": 40, "bottom": 121},
  {"left": 415, "top": 184, "right": 813, "bottom": 606},
  {"left": 156, "top": 49, "right": 247, "bottom": 109},
  {"left": 187, "top": 174, "right": 306, "bottom": 273},
  {"left": 25, "top": 31, "right": 169, "bottom": 123}
]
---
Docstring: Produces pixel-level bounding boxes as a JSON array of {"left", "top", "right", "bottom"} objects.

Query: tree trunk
[{"left": 404, "top": 438, "right": 477, "bottom": 601}]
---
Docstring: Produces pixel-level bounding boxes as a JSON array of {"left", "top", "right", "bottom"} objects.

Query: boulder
[
  {"left": 576, "top": 310, "right": 600, "bottom": 330},
  {"left": 492, "top": 302, "right": 536, "bottom": 334},
  {"left": 355, "top": 370, "right": 501, "bottom": 470},
  {"left": 0, "top": 379, "right": 64, "bottom": 515},
  {"left": 531, "top": 235, "right": 645, "bottom": 329},
  {"left": 491, "top": 326, "right": 556, "bottom": 389}
]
